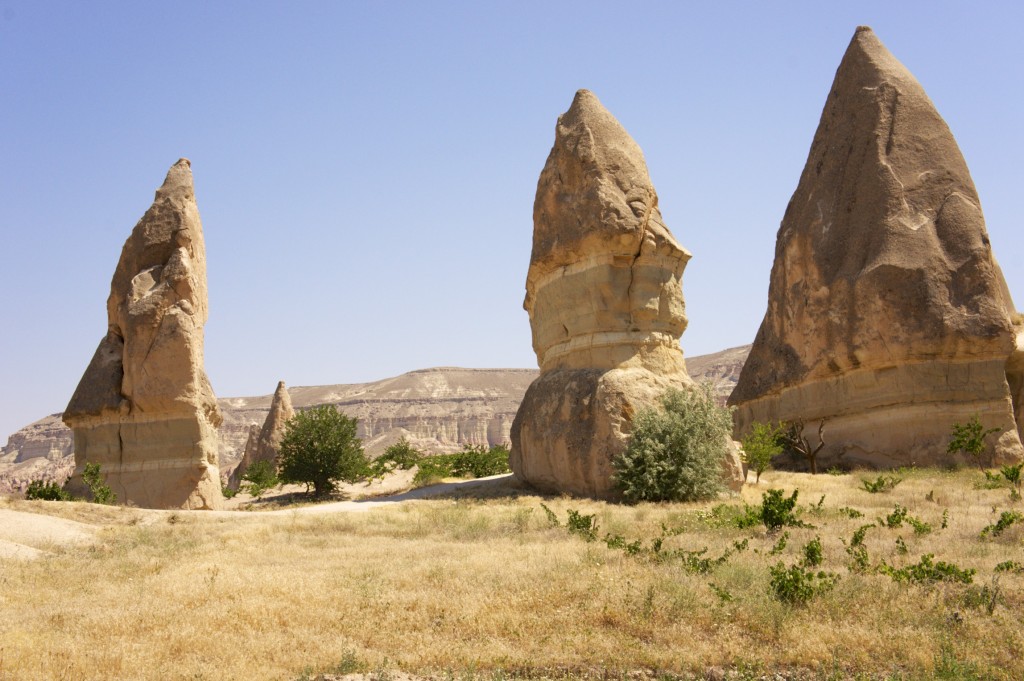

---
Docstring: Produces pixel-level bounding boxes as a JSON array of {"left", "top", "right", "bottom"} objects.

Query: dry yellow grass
[{"left": 1, "top": 469, "right": 1023, "bottom": 680}]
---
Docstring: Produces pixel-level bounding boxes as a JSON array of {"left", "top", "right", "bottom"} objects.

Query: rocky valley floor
[{"left": 2, "top": 468, "right": 1023, "bottom": 680}]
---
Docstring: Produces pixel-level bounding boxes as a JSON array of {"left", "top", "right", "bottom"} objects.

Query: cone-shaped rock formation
[
  {"left": 511, "top": 90, "right": 743, "bottom": 498},
  {"left": 730, "top": 27, "right": 1024, "bottom": 468},
  {"left": 228, "top": 381, "right": 294, "bottom": 490},
  {"left": 63, "top": 159, "right": 224, "bottom": 509}
]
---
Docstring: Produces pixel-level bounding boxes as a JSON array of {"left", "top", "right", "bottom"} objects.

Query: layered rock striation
[
  {"left": 511, "top": 90, "right": 741, "bottom": 498},
  {"left": 730, "top": 27, "right": 1024, "bottom": 468},
  {"left": 62, "top": 159, "right": 223, "bottom": 509}
]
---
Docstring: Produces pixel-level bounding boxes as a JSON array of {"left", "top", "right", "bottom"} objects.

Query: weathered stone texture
[
  {"left": 63, "top": 159, "right": 223, "bottom": 509},
  {"left": 730, "top": 27, "right": 1023, "bottom": 468},
  {"left": 227, "top": 381, "right": 293, "bottom": 489},
  {"left": 512, "top": 90, "right": 742, "bottom": 498}
]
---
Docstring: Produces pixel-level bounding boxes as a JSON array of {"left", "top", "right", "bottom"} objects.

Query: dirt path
[{"left": 0, "top": 474, "right": 515, "bottom": 558}]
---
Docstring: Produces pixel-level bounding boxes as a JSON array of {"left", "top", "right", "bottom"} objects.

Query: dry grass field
[{"left": 1, "top": 468, "right": 1022, "bottom": 681}]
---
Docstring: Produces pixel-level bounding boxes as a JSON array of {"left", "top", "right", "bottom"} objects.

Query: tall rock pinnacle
[
  {"left": 511, "top": 90, "right": 743, "bottom": 498},
  {"left": 63, "top": 159, "right": 224, "bottom": 509},
  {"left": 730, "top": 27, "right": 1024, "bottom": 468},
  {"left": 228, "top": 380, "right": 294, "bottom": 490}
]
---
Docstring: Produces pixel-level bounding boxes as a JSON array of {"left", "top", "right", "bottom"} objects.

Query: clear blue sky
[{"left": 2, "top": 1, "right": 1022, "bottom": 442}]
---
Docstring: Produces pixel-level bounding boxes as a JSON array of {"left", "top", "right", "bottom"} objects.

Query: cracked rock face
[
  {"left": 227, "top": 381, "right": 293, "bottom": 490},
  {"left": 63, "top": 159, "right": 223, "bottom": 509},
  {"left": 511, "top": 90, "right": 741, "bottom": 498},
  {"left": 729, "top": 27, "right": 1024, "bottom": 469}
]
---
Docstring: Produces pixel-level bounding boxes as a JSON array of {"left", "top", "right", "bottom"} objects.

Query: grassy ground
[{"left": 1, "top": 468, "right": 1022, "bottom": 680}]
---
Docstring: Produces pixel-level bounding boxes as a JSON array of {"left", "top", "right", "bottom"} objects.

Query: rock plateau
[
  {"left": 729, "top": 27, "right": 1024, "bottom": 469},
  {"left": 62, "top": 159, "right": 223, "bottom": 509}
]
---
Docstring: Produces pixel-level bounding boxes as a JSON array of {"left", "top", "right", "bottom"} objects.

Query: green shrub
[
  {"left": 994, "top": 560, "right": 1024, "bottom": 573},
  {"left": 1001, "top": 463, "right": 1022, "bottom": 489},
  {"left": 769, "top": 562, "right": 838, "bottom": 605},
  {"left": 277, "top": 405, "right": 369, "bottom": 497},
  {"left": 801, "top": 536, "right": 824, "bottom": 567},
  {"left": 947, "top": 415, "right": 1000, "bottom": 471},
  {"left": 565, "top": 509, "right": 599, "bottom": 541},
  {"left": 613, "top": 384, "right": 731, "bottom": 503},
  {"left": 221, "top": 486, "right": 238, "bottom": 499},
  {"left": 980, "top": 511, "right": 1023, "bottom": 538},
  {"left": 861, "top": 475, "right": 903, "bottom": 493},
  {"left": 25, "top": 480, "right": 71, "bottom": 501},
  {"left": 760, "top": 488, "right": 810, "bottom": 532},
  {"left": 241, "top": 460, "right": 280, "bottom": 497},
  {"left": 411, "top": 444, "right": 511, "bottom": 485},
  {"left": 879, "top": 554, "right": 975, "bottom": 584},
  {"left": 740, "top": 421, "right": 783, "bottom": 483},
  {"left": 82, "top": 463, "right": 116, "bottom": 505},
  {"left": 369, "top": 438, "right": 423, "bottom": 477}
]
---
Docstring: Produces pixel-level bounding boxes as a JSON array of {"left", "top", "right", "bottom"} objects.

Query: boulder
[
  {"left": 729, "top": 27, "right": 1024, "bottom": 469},
  {"left": 511, "top": 90, "right": 741, "bottom": 498},
  {"left": 63, "top": 159, "right": 224, "bottom": 509}
]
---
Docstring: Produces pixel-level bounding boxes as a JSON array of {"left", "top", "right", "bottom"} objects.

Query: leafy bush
[
  {"left": 277, "top": 405, "right": 369, "bottom": 498},
  {"left": 760, "top": 488, "right": 810, "bottom": 532},
  {"left": 613, "top": 384, "right": 731, "bottom": 503},
  {"left": 980, "top": 511, "right": 1023, "bottom": 538},
  {"left": 740, "top": 421, "right": 783, "bottom": 483},
  {"left": 769, "top": 562, "right": 838, "bottom": 604},
  {"left": 879, "top": 554, "right": 975, "bottom": 584},
  {"left": 801, "top": 536, "right": 824, "bottom": 567},
  {"left": 411, "top": 444, "right": 511, "bottom": 485},
  {"left": 241, "top": 460, "right": 279, "bottom": 497},
  {"left": 995, "top": 560, "right": 1024, "bottom": 573},
  {"left": 566, "top": 509, "right": 599, "bottom": 541},
  {"left": 82, "top": 463, "right": 116, "bottom": 505},
  {"left": 369, "top": 438, "right": 423, "bottom": 477},
  {"left": 947, "top": 415, "right": 1000, "bottom": 470},
  {"left": 1001, "top": 463, "right": 1022, "bottom": 490},
  {"left": 25, "top": 480, "right": 71, "bottom": 501},
  {"left": 861, "top": 475, "right": 903, "bottom": 493}
]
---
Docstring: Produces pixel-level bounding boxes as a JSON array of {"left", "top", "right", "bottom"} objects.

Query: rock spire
[
  {"left": 730, "top": 27, "right": 1024, "bottom": 468},
  {"left": 228, "top": 381, "right": 294, "bottom": 489},
  {"left": 63, "top": 159, "right": 224, "bottom": 509},
  {"left": 511, "top": 90, "right": 743, "bottom": 498}
]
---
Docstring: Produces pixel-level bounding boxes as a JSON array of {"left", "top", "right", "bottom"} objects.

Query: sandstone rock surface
[
  {"left": 512, "top": 90, "right": 741, "bottom": 498},
  {"left": 227, "top": 381, "right": 294, "bottom": 489},
  {"left": 62, "top": 159, "right": 223, "bottom": 509},
  {"left": 2, "top": 352, "right": 749, "bottom": 496},
  {"left": 730, "top": 27, "right": 1024, "bottom": 469}
]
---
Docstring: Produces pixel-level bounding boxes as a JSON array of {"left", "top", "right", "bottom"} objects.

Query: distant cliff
[{"left": 1, "top": 346, "right": 750, "bottom": 494}]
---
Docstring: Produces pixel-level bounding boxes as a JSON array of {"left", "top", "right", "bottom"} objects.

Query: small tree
[
  {"left": 241, "top": 460, "right": 280, "bottom": 498},
  {"left": 613, "top": 383, "right": 731, "bottom": 503},
  {"left": 947, "top": 415, "right": 1000, "bottom": 471},
  {"left": 369, "top": 437, "right": 422, "bottom": 477},
  {"left": 82, "top": 462, "right": 116, "bottom": 505},
  {"left": 741, "top": 421, "right": 784, "bottom": 483},
  {"left": 277, "top": 405, "right": 368, "bottom": 498},
  {"left": 780, "top": 419, "right": 826, "bottom": 475}
]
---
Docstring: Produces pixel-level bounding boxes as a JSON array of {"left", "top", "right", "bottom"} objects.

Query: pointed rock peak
[
  {"left": 155, "top": 157, "right": 194, "bottom": 203},
  {"left": 268, "top": 380, "right": 294, "bottom": 417},
  {"left": 271, "top": 381, "right": 291, "bottom": 405},
  {"left": 835, "top": 25, "right": 916, "bottom": 89},
  {"left": 556, "top": 89, "right": 644, "bottom": 164}
]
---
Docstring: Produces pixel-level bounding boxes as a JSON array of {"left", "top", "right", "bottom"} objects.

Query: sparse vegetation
[
  {"left": 241, "top": 460, "right": 280, "bottom": 498},
  {"left": 740, "top": 421, "right": 783, "bottom": 483},
  {"left": 277, "top": 405, "right": 369, "bottom": 497},
  {"left": 368, "top": 437, "right": 423, "bottom": 477},
  {"left": 861, "top": 474, "right": 903, "bottom": 493},
  {"left": 947, "top": 414, "right": 1001, "bottom": 470},
  {"left": 24, "top": 479, "right": 71, "bottom": 501},
  {"left": 612, "top": 384, "right": 731, "bottom": 502},
  {"left": 82, "top": 462, "right": 116, "bottom": 505},
  {"left": 411, "top": 444, "right": 511, "bottom": 485},
  {"left": 3, "top": 468, "right": 1024, "bottom": 680}
]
